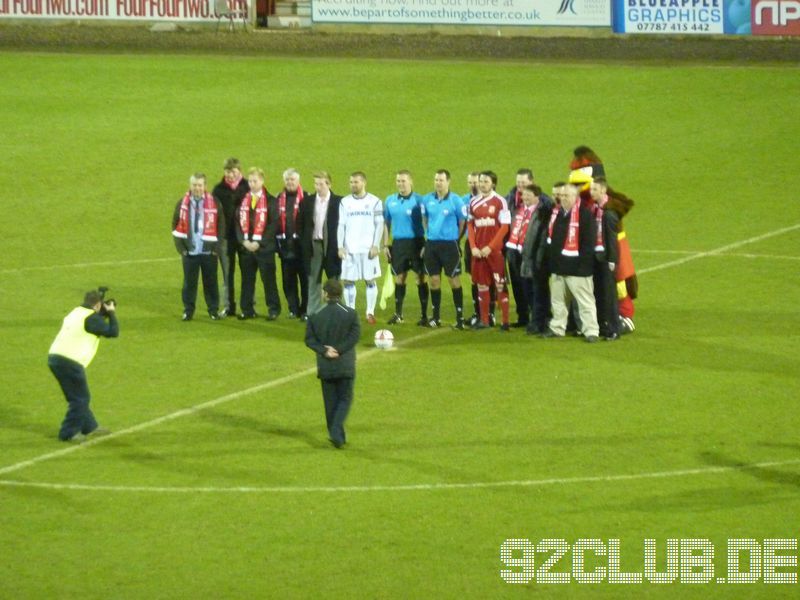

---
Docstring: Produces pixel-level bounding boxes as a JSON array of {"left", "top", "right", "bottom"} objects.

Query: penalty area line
[
  {"left": 0, "top": 328, "right": 443, "bottom": 477},
  {"left": 2, "top": 458, "right": 799, "bottom": 495}
]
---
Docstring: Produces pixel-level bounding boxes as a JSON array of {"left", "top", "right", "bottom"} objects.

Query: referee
[
  {"left": 382, "top": 170, "right": 429, "bottom": 326},
  {"left": 422, "top": 169, "right": 467, "bottom": 329}
]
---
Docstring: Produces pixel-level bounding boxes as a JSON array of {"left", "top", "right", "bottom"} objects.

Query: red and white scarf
[
  {"left": 277, "top": 186, "right": 304, "bottom": 239},
  {"left": 239, "top": 189, "right": 269, "bottom": 241},
  {"left": 173, "top": 193, "right": 218, "bottom": 242},
  {"left": 547, "top": 199, "right": 581, "bottom": 257},
  {"left": 506, "top": 203, "right": 536, "bottom": 251},
  {"left": 225, "top": 175, "right": 243, "bottom": 191},
  {"left": 593, "top": 205, "right": 605, "bottom": 253}
]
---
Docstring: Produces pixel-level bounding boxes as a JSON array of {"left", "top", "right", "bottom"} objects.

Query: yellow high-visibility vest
[{"left": 48, "top": 307, "right": 100, "bottom": 368}]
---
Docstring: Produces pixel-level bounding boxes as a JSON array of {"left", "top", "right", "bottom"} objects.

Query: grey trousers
[{"left": 307, "top": 240, "right": 325, "bottom": 316}]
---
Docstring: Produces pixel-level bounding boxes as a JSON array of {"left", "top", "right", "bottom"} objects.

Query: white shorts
[{"left": 342, "top": 252, "right": 381, "bottom": 282}]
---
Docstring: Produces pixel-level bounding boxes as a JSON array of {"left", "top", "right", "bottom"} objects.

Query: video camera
[{"left": 98, "top": 286, "right": 117, "bottom": 316}]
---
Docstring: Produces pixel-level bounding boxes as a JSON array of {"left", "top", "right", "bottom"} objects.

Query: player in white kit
[{"left": 337, "top": 172, "right": 384, "bottom": 324}]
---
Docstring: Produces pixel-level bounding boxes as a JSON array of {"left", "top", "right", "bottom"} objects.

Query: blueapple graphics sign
[{"left": 612, "top": 0, "right": 752, "bottom": 33}]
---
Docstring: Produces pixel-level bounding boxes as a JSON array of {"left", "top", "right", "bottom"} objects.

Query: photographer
[{"left": 48, "top": 289, "right": 119, "bottom": 442}]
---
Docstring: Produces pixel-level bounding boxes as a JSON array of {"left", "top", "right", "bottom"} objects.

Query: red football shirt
[{"left": 468, "top": 192, "right": 511, "bottom": 252}]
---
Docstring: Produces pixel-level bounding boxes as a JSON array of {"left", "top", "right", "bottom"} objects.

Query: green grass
[{"left": 0, "top": 51, "right": 799, "bottom": 598}]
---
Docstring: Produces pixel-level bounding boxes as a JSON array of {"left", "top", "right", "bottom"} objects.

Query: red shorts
[{"left": 470, "top": 252, "right": 505, "bottom": 286}]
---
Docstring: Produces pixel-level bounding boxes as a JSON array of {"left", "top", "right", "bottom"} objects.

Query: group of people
[
  {"left": 47, "top": 147, "right": 637, "bottom": 445},
  {"left": 170, "top": 147, "right": 638, "bottom": 342}
]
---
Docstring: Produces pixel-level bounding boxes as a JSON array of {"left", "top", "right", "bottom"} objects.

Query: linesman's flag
[{"left": 379, "top": 269, "right": 395, "bottom": 311}]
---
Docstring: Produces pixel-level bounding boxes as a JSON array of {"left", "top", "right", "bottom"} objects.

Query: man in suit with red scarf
[
  {"left": 276, "top": 168, "right": 307, "bottom": 319},
  {"left": 212, "top": 157, "right": 249, "bottom": 318},
  {"left": 236, "top": 167, "right": 281, "bottom": 320},
  {"left": 542, "top": 183, "right": 599, "bottom": 342},
  {"left": 172, "top": 172, "right": 225, "bottom": 321}
]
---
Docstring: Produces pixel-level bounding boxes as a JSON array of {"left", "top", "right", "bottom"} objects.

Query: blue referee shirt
[
  {"left": 422, "top": 191, "right": 465, "bottom": 241},
  {"left": 384, "top": 193, "right": 425, "bottom": 240}
]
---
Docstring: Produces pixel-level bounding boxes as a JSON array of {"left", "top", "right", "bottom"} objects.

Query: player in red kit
[{"left": 467, "top": 171, "right": 511, "bottom": 330}]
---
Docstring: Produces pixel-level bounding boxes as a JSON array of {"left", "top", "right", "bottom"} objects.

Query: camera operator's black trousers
[
  {"left": 48, "top": 354, "right": 98, "bottom": 441},
  {"left": 182, "top": 253, "right": 219, "bottom": 317},
  {"left": 239, "top": 250, "right": 281, "bottom": 317},
  {"left": 321, "top": 377, "right": 354, "bottom": 446}
]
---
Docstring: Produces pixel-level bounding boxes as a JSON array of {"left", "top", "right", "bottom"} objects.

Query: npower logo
[{"left": 752, "top": 0, "right": 800, "bottom": 34}]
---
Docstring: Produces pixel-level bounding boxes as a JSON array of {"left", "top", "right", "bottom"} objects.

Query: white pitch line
[
  {"left": 1, "top": 458, "right": 798, "bottom": 495},
  {"left": 638, "top": 223, "right": 800, "bottom": 275},
  {"left": 0, "top": 329, "right": 442, "bottom": 477},
  {"left": 635, "top": 249, "right": 800, "bottom": 261},
  {"left": 0, "top": 257, "right": 173, "bottom": 275}
]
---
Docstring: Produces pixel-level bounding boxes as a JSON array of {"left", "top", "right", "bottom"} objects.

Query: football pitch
[{"left": 0, "top": 48, "right": 799, "bottom": 597}]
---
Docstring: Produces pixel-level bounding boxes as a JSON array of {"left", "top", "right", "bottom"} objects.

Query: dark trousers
[
  {"left": 523, "top": 271, "right": 551, "bottom": 334},
  {"left": 321, "top": 377, "right": 354, "bottom": 446},
  {"left": 594, "top": 263, "right": 620, "bottom": 336},
  {"left": 507, "top": 252, "right": 529, "bottom": 324},
  {"left": 182, "top": 253, "right": 219, "bottom": 316},
  {"left": 219, "top": 238, "right": 238, "bottom": 313},
  {"left": 239, "top": 250, "right": 281, "bottom": 316},
  {"left": 48, "top": 355, "right": 98, "bottom": 440},
  {"left": 280, "top": 254, "right": 308, "bottom": 316}
]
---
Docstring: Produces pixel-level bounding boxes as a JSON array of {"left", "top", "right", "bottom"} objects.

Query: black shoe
[
  {"left": 471, "top": 321, "right": 490, "bottom": 330},
  {"left": 181, "top": 312, "right": 193, "bottom": 321},
  {"left": 209, "top": 313, "right": 221, "bottom": 321},
  {"left": 603, "top": 333, "right": 620, "bottom": 341},
  {"left": 499, "top": 323, "right": 511, "bottom": 332},
  {"left": 585, "top": 335, "right": 599, "bottom": 343},
  {"left": 540, "top": 329, "right": 562, "bottom": 338},
  {"left": 300, "top": 314, "right": 308, "bottom": 322},
  {"left": 417, "top": 317, "right": 430, "bottom": 327},
  {"left": 328, "top": 438, "right": 345, "bottom": 449},
  {"left": 467, "top": 314, "right": 479, "bottom": 327},
  {"left": 237, "top": 312, "right": 257, "bottom": 320},
  {"left": 388, "top": 314, "right": 404, "bottom": 325},
  {"left": 452, "top": 320, "right": 465, "bottom": 330},
  {"left": 489, "top": 314, "right": 496, "bottom": 327},
  {"left": 428, "top": 319, "right": 441, "bottom": 328},
  {"left": 266, "top": 312, "right": 279, "bottom": 321},
  {"left": 510, "top": 321, "right": 528, "bottom": 328},
  {"left": 288, "top": 312, "right": 297, "bottom": 319}
]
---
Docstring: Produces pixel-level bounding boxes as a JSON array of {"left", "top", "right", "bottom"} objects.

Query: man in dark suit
[
  {"left": 236, "top": 167, "right": 281, "bottom": 320},
  {"left": 212, "top": 157, "right": 249, "bottom": 317},
  {"left": 297, "top": 171, "right": 343, "bottom": 317},
  {"left": 305, "top": 279, "right": 360, "bottom": 449}
]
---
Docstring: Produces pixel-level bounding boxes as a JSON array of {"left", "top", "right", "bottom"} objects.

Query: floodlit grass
[{"left": 0, "top": 51, "right": 799, "bottom": 598}]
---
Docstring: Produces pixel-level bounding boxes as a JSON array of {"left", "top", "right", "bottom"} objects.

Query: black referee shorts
[
  {"left": 424, "top": 240, "right": 462, "bottom": 278},
  {"left": 390, "top": 238, "right": 425, "bottom": 275}
]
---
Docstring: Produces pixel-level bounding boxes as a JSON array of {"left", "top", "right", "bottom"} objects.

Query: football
[{"left": 374, "top": 329, "right": 394, "bottom": 349}]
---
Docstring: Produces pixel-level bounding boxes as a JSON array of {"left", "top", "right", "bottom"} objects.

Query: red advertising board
[{"left": 752, "top": 0, "right": 800, "bottom": 34}]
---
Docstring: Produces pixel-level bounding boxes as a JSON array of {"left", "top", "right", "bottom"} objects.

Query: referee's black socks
[
  {"left": 418, "top": 282, "right": 429, "bottom": 319},
  {"left": 452, "top": 287, "right": 464, "bottom": 320},
  {"left": 395, "top": 283, "right": 406, "bottom": 316},
  {"left": 430, "top": 288, "right": 441, "bottom": 321}
]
